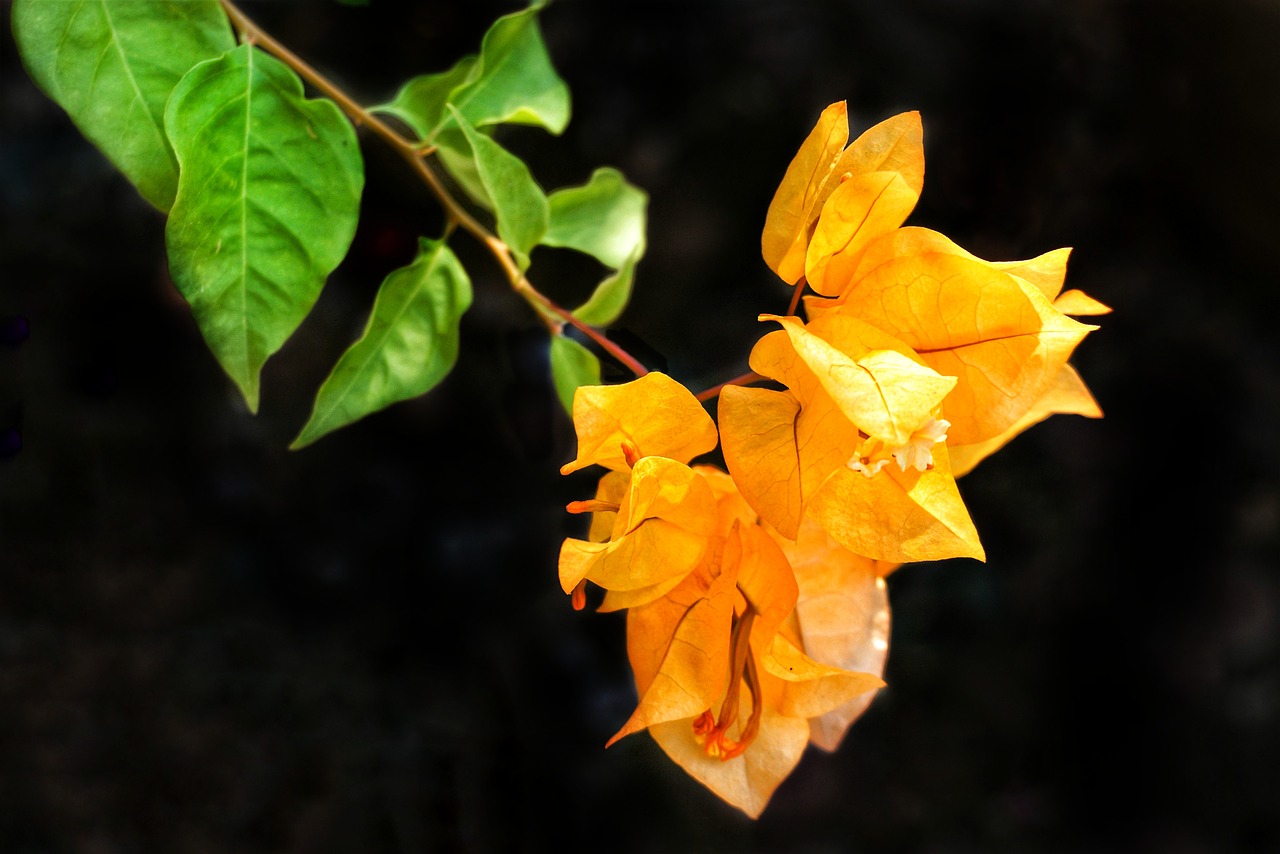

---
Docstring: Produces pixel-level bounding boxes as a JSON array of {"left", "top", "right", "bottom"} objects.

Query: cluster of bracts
[{"left": 557, "top": 102, "right": 1108, "bottom": 817}]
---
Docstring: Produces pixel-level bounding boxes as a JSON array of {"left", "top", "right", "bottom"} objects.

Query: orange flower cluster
[{"left": 558, "top": 102, "right": 1108, "bottom": 817}]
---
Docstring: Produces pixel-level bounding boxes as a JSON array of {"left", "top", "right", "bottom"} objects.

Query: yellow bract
[
  {"left": 762, "top": 103, "right": 924, "bottom": 286},
  {"left": 560, "top": 371, "right": 718, "bottom": 474},
  {"left": 557, "top": 101, "right": 1106, "bottom": 821}
]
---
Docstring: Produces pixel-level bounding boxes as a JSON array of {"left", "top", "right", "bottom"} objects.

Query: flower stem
[
  {"left": 695, "top": 371, "right": 764, "bottom": 402},
  {"left": 218, "top": 0, "right": 649, "bottom": 378}
]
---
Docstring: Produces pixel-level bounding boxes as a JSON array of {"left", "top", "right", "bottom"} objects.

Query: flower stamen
[
  {"left": 694, "top": 601, "right": 763, "bottom": 760},
  {"left": 565, "top": 499, "right": 620, "bottom": 515}
]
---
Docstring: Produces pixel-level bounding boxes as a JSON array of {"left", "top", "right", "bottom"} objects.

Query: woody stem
[{"left": 218, "top": 0, "right": 650, "bottom": 378}]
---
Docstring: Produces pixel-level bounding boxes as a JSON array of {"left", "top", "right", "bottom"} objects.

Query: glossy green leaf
[
  {"left": 543, "top": 167, "right": 647, "bottom": 269},
  {"left": 372, "top": 2, "right": 567, "bottom": 141},
  {"left": 374, "top": 55, "right": 479, "bottom": 142},
  {"left": 451, "top": 108, "right": 548, "bottom": 270},
  {"left": 292, "top": 238, "right": 473, "bottom": 449},
  {"left": 11, "top": 0, "right": 234, "bottom": 210},
  {"left": 573, "top": 250, "right": 640, "bottom": 327},
  {"left": 449, "top": 0, "right": 568, "bottom": 133},
  {"left": 164, "top": 45, "right": 364, "bottom": 412},
  {"left": 434, "top": 127, "right": 494, "bottom": 210},
  {"left": 550, "top": 335, "right": 602, "bottom": 416}
]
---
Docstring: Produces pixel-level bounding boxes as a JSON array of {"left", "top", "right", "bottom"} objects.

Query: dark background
[{"left": 2, "top": 0, "right": 1278, "bottom": 851}]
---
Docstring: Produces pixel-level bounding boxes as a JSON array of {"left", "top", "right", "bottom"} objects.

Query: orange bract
[{"left": 558, "top": 101, "right": 1106, "bottom": 820}]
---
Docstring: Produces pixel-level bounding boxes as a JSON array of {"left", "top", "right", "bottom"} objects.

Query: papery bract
[
  {"left": 559, "top": 456, "right": 718, "bottom": 604},
  {"left": 720, "top": 315, "right": 983, "bottom": 561},
  {"left": 762, "top": 103, "right": 923, "bottom": 287},
  {"left": 608, "top": 468, "right": 886, "bottom": 818},
  {"left": 560, "top": 371, "right": 717, "bottom": 474}
]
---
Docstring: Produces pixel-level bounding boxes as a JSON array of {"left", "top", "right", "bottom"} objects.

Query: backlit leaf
[
  {"left": 374, "top": 55, "right": 480, "bottom": 142},
  {"left": 543, "top": 167, "right": 648, "bottom": 269},
  {"left": 291, "top": 238, "right": 472, "bottom": 449},
  {"left": 550, "top": 335, "right": 601, "bottom": 416},
  {"left": 164, "top": 45, "right": 364, "bottom": 412},
  {"left": 447, "top": 0, "right": 570, "bottom": 134},
  {"left": 451, "top": 108, "right": 548, "bottom": 270},
  {"left": 12, "top": 0, "right": 234, "bottom": 210},
  {"left": 572, "top": 251, "right": 639, "bottom": 327}
]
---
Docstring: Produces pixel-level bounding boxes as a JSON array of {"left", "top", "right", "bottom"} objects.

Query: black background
[{"left": 2, "top": 1, "right": 1278, "bottom": 851}]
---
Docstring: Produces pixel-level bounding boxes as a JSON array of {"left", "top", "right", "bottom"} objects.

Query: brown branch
[{"left": 218, "top": 0, "right": 651, "bottom": 377}]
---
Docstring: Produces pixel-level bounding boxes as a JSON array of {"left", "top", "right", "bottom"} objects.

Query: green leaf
[
  {"left": 292, "top": 238, "right": 473, "bottom": 449},
  {"left": 543, "top": 168, "right": 648, "bottom": 269},
  {"left": 374, "top": 55, "right": 480, "bottom": 142},
  {"left": 371, "top": 1, "right": 568, "bottom": 142},
  {"left": 573, "top": 250, "right": 640, "bottom": 327},
  {"left": 449, "top": 0, "right": 569, "bottom": 134},
  {"left": 11, "top": 0, "right": 234, "bottom": 210},
  {"left": 164, "top": 44, "right": 364, "bottom": 412},
  {"left": 433, "top": 126, "right": 495, "bottom": 210},
  {"left": 451, "top": 108, "right": 548, "bottom": 270},
  {"left": 550, "top": 335, "right": 601, "bottom": 416}
]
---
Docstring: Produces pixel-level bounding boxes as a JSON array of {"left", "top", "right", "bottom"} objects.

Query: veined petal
[
  {"left": 561, "top": 372, "right": 718, "bottom": 474},
  {"left": 620, "top": 457, "right": 719, "bottom": 536},
  {"left": 808, "top": 441, "right": 985, "bottom": 562},
  {"left": 1054, "top": 288, "right": 1113, "bottom": 316},
  {"left": 831, "top": 110, "right": 924, "bottom": 198},
  {"left": 775, "top": 519, "right": 891, "bottom": 750},
  {"left": 609, "top": 567, "right": 738, "bottom": 744},
  {"left": 728, "top": 521, "right": 799, "bottom": 644},
  {"left": 755, "top": 315, "right": 955, "bottom": 448},
  {"left": 718, "top": 386, "right": 803, "bottom": 539},
  {"left": 761, "top": 102, "right": 850, "bottom": 284},
  {"left": 761, "top": 634, "right": 884, "bottom": 720},
  {"left": 832, "top": 251, "right": 1096, "bottom": 445},
  {"left": 948, "top": 363, "right": 1102, "bottom": 477},
  {"left": 805, "top": 171, "right": 918, "bottom": 296},
  {"left": 649, "top": 700, "right": 811, "bottom": 819}
]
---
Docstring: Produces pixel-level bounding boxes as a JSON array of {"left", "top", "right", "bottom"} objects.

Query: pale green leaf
[
  {"left": 450, "top": 107, "right": 548, "bottom": 270},
  {"left": 543, "top": 167, "right": 647, "bottom": 269},
  {"left": 292, "top": 238, "right": 473, "bottom": 449},
  {"left": 373, "top": 55, "right": 479, "bottom": 142},
  {"left": 550, "top": 335, "right": 601, "bottom": 416},
  {"left": 11, "top": 0, "right": 234, "bottom": 210},
  {"left": 433, "top": 127, "right": 494, "bottom": 210},
  {"left": 447, "top": 1, "right": 569, "bottom": 134},
  {"left": 164, "top": 45, "right": 364, "bottom": 412},
  {"left": 572, "top": 250, "right": 639, "bottom": 327},
  {"left": 370, "top": 2, "right": 567, "bottom": 142}
]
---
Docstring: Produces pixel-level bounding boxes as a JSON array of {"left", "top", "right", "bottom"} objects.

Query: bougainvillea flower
[
  {"left": 947, "top": 363, "right": 1102, "bottom": 477},
  {"left": 558, "top": 372, "right": 723, "bottom": 608},
  {"left": 805, "top": 227, "right": 1099, "bottom": 446},
  {"left": 762, "top": 102, "right": 923, "bottom": 287},
  {"left": 559, "top": 455, "right": 718, "bottom": 604},
  {"left": 560, "top": 371, "right": 718, "bottom": 474},
  {"left": 720, "top": 314, "right": 984, "bottom": 562},
  {"left": 608, "top": 473, "right": 885, "bottom": 817},
  {"left": 774, "top": 516, "right": 892, "bottom": 751}
]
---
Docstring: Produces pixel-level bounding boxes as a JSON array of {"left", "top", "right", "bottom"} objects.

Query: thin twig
[
  {"left": 695, "top": 371, "right": 764, "bottom": 402},
  {"left": 218, "top": 0, "right": 650, "bottom": 376}
]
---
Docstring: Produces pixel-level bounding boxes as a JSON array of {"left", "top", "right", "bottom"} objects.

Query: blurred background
[{"left": 2, "top": 0, "right": 1278, "bottom": 851}]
